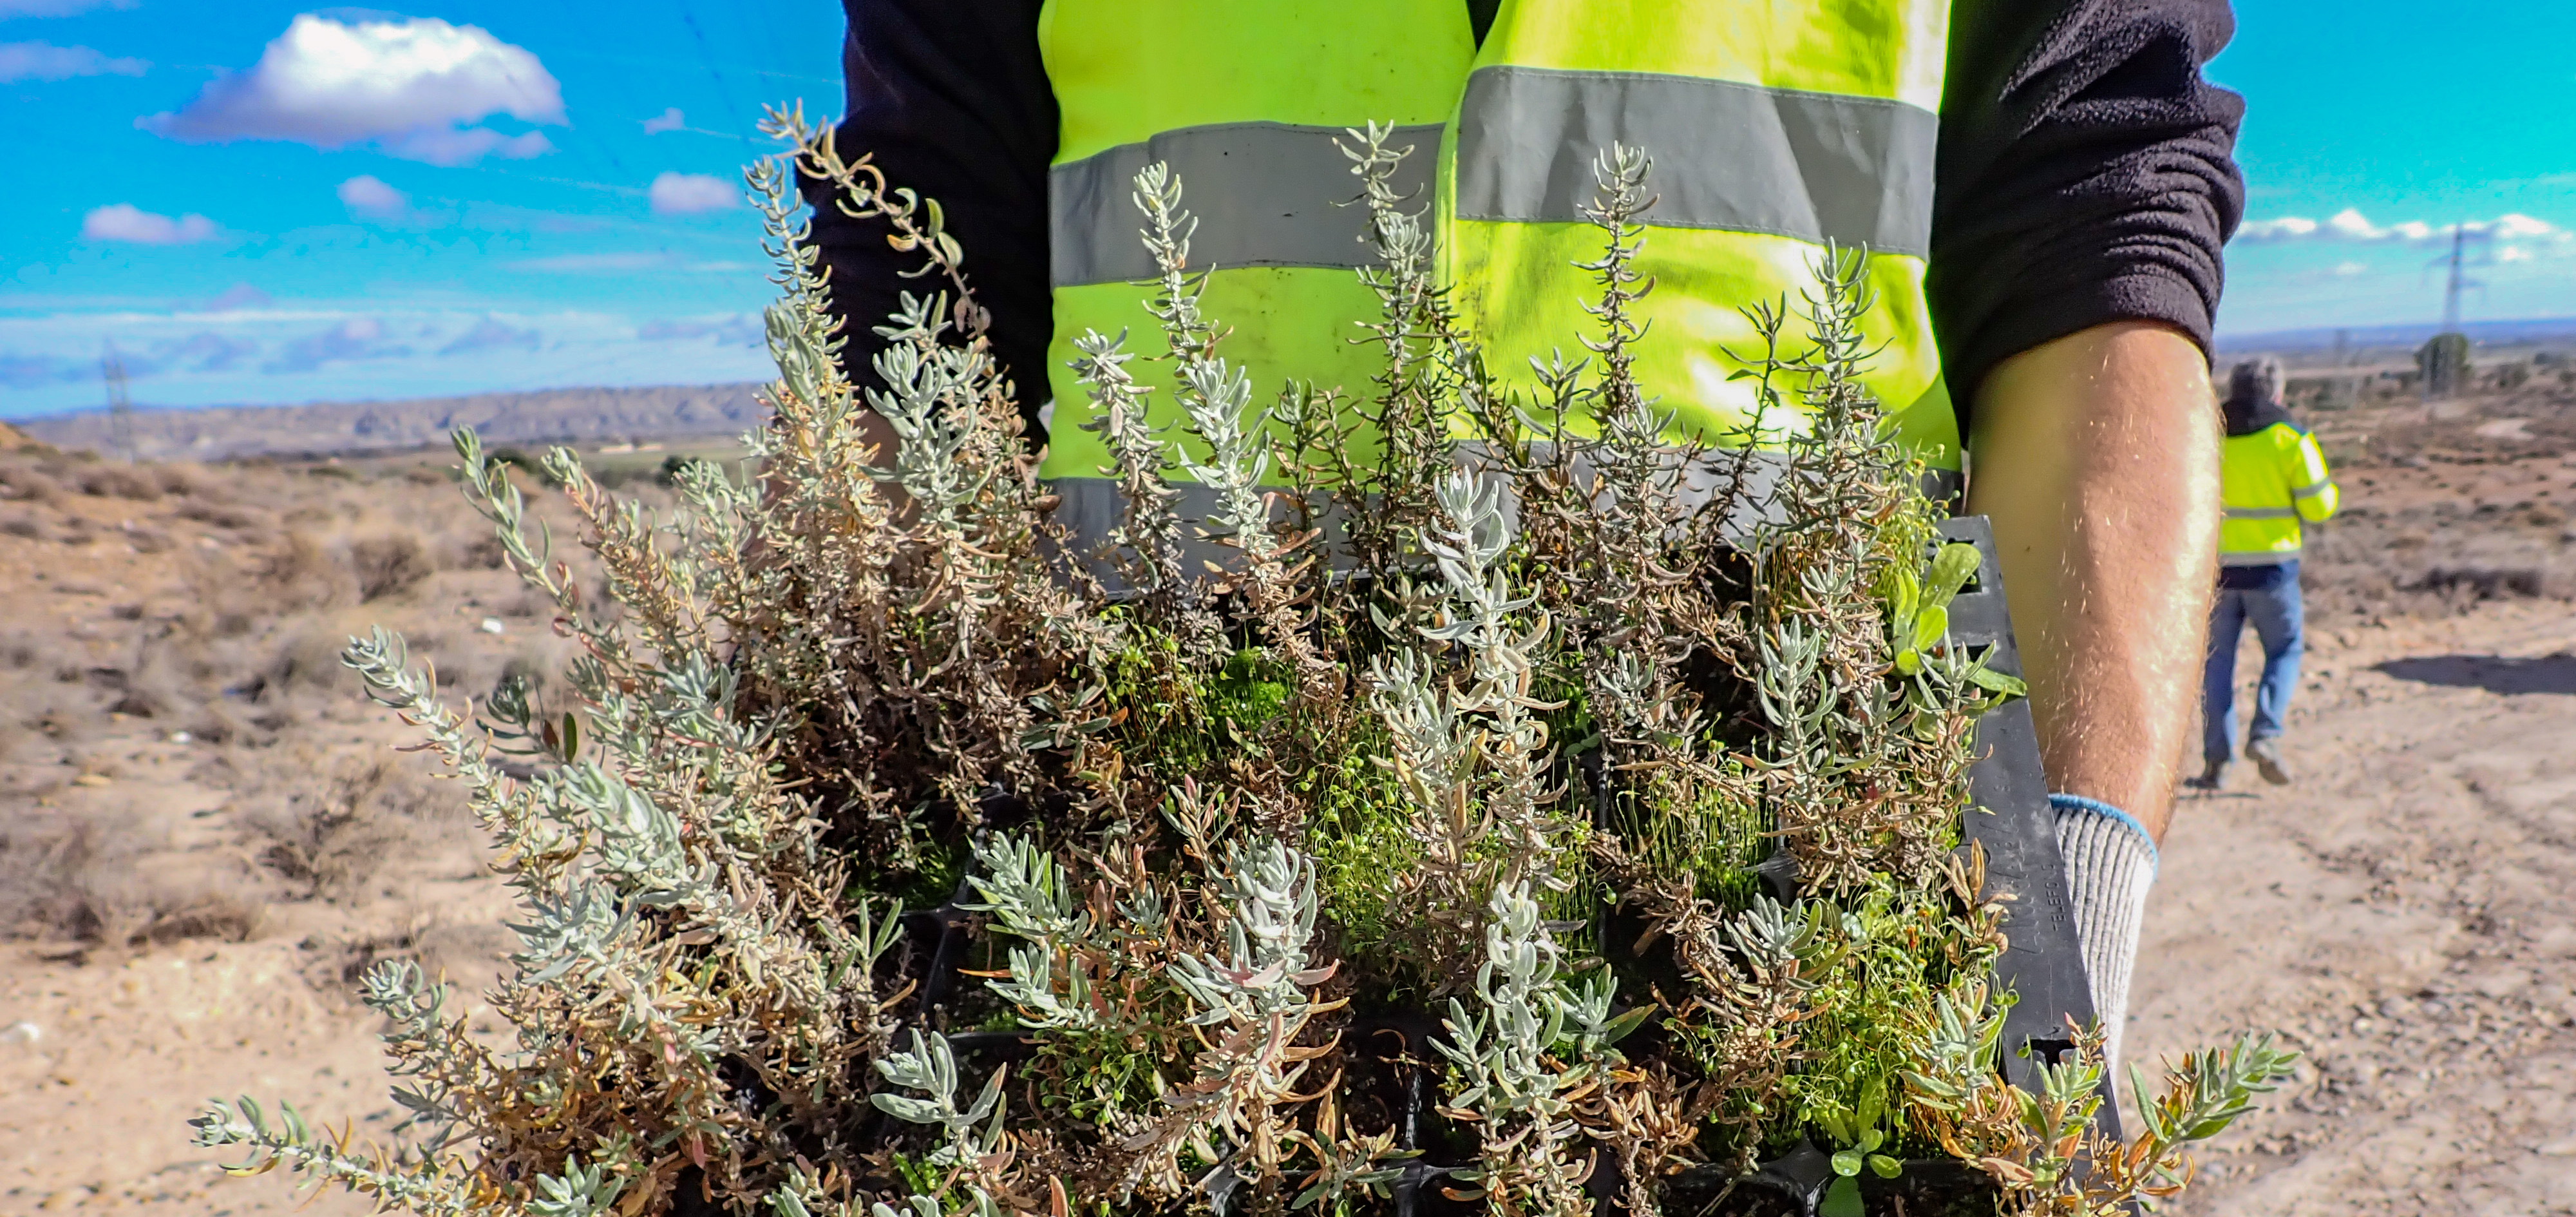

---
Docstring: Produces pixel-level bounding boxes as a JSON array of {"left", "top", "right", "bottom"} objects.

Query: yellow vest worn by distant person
[
  {"left": 1034, "top": 0, "right": 1959, "bottom": 542},
  {"left": 2219, "top": 421, "right": 2338, "bottom": 565}
]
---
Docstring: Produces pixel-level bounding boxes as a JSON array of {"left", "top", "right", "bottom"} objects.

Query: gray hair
[{"left": 2227, "top": 358, "right": 2285, "bottom": 408}]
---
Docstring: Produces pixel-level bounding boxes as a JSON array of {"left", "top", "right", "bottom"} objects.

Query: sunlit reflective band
[
  {"left": 2223, "top": 506, "right": 2299, "bottom": 521},
  {"left": 1441, "top": 220, "right": 1959, "bottom": 469},
  {"left": 1049, "top": 122, "right": 1445, "bottom": 287},
  {"left": 1452, "top": 66, "right": 1937, "bottom": 255},
  {"left": 2221, "top": 548, "right": 2302, "bottom": 566},
  {"left": 1045, "top": 450, "right": 1964, "bottom": 573}
]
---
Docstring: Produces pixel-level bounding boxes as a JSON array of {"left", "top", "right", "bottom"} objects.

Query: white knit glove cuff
[{"left": 2050, "top": 794, "right": 2158, "bottom": 1074}]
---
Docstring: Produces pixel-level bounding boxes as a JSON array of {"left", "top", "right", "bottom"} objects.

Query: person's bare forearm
[{"left": 1965, "top": 321, "right": 2220, "bottom": 841}]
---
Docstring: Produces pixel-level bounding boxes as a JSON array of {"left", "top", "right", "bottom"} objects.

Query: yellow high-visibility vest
[
  {"left": 1036, "top": 0, "right": 1960, "bottom": 541},
  {"left": 2219, "top": 421, "right": 2337, "bottom": 564}
]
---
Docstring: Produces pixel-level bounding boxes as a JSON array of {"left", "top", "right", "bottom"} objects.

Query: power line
[
  {"left": 675, "top": 1, "right": 759, "bottom": 149},
  {"left": 100, "top": 341, "right": 136, "bottom": 464}
]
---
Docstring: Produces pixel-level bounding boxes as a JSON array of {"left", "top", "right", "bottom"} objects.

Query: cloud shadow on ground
[{"left": 2376, "top": 653, "right": 2576, "bottom": 695}]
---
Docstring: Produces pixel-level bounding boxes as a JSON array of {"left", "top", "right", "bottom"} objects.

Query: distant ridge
[
  {"left": 14, "top": 383, "right": 770, "bottom": 462},
  {"left": 2219, "top": 317, "right": 2576, "bottom": 355}
]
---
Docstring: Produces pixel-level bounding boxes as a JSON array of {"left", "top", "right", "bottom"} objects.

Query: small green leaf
[
  {"left": 1911, "top": 603, "right": 1948, "bottom": 652},
  {"left": 1924, "top": 542, "right": 1981, "bottom": 608},
  {"left": 560, "top": 712, "right": 580, "bottom": 763},
  {"left": 1895, "top": 649, "right": 1923, "bottom": 676},
  {"left": 1966, "top": 666, "right": 2029, "bottom": 698},
  {"left": 1867, "top": 1154, "right": 1902, "bottom": 1179},
  {"left": 1879, "top": 564, "right": 1920, "bottom": 624},
  {"left": 1821, "top": 1175, "right": 1864, "bottom": 1217},
  {"left": 1831, "top": 1148, "right": 1863, "bottom": 1178}
]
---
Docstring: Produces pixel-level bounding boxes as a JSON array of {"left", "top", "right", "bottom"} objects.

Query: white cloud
[
  {"left": 641, "top": 107, "right": 685, "bottom": 135},
  {"left": 2494, "top": 215, "right": 2559, "bottom": 240},
  {"left": 638, "top": 314, "right": 762, "bottom": 347},
  {"left": 140, "top": 15, "right": 562, "bottom": 167},
  {"left": 265, "top": 317, "right": 410, "bottom": 373},
  {"left": 2237, "top": 217, "right": 2316, "bottom": 240},
  {"left": 381, "top": 126, "right": 551, "bottom": 168},
  {"left": 506, "top": 251, "right": 750, "bottom": 273},
  {"left": 2326, "top": 209, "right": 2391, "bottom": 240},
  {"left": 649, "top": 171, "right": 735, "bottom": 216},
  {"left": 0, "top": 0, "right": 136, "bottom": 14},
  {"left": 2240, "top": 208, "right": 2566, "bottom": 247},
  {"left": 0, "top": 40, "right": 144, "bottom": 81},
  {"left": 439, "top": 316, "right": 541, "bottom": 356},
  {"left": 2500, "top": 245, "right": 2535, "bottom": 264},
  {"left": 2236, "top": 216, "right": 2318, "bottom": 240},
  {"left": 2332, "top": 261, "right": 2367, "bottom": 277},
  {"left": 80, "top": 203, "right": 219, "bottom": 244},
  {"left": 337, "top": 174, "right": 410, "bottom": 219},
  {"left": 196, "top": 283, "right": 272, "bottom": 312},
  {"left": 0, "top": 0, "right": 136, "bottom": 16}
]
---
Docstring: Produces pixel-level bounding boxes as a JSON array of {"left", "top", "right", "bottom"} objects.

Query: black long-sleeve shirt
[{"left": 804, "top": 0, "right": 2243, "bottom": 445}]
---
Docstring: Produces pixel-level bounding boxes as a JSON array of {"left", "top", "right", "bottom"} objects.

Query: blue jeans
[{"left": 2202, "top": 561, "right": 2303, "bottom": 765}]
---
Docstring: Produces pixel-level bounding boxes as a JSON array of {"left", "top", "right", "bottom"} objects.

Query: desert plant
[
  {"left": 192, "top": 108, "right": 2291, "bottom": 1216},
  {"left": 351, "top": 530, "right": 439, "bottom": 602}
]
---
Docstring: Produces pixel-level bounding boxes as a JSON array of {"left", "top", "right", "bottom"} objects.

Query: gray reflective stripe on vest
[
  {"left": 1050, "top": 122, "right": 1444, "bottom": 287},
  {"left": 1452, "top": 66, "right": 1937, "bottom": 255},
  {"left": 2221, "top": 548, "right": 2300, "bottom": 566},
  {"left": 2290, "top": 480, "right": 2332, "bottom": 499},
  {"left": 2224, "top": 506, "right": 2299, "bottom": 521},
  {"left": 1049, "top": 446, "right": 1962, "bottom": 579}
]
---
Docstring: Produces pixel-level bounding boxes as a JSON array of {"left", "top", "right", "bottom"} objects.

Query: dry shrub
[
  {"left": 321, "top": 917, "right": 515, "bottom": 999},
  {"left": 252, "top": 755, "right": 450, "bottom": 899},
  {"left": 156, "top": 461, "right": 214, "bottom": 498},
  {"left": 180, "top": 499, "right": 270, "bottom": 532},
  {"left": 75, "top": 463, "right": 166, "bottom": 501},
  {"left": 349, "top": 529, "right": 436, "bottom": 601},
  {"left": 2419, "top": 565, "right": 2553, "bottom": 600},
  {"left": 0, "top": 466, "right": 62, "bottom": 503},
  {"left": 262, "top": 531, "right": 353, "bottom": 608},
  {"left": 104, "top": 644, "right": 197, "bottom": 719},
  {"left": 124, "top": 523, "right": 175, "bottom": 554},
  {"left": 252, "top": 623, "right": 354, "bottom": 702},
  {"left": 0, "top": 810, "right": 265, "bottom": 947},
  {"left": 458, "top": 530, "right": 509, "bottom": 570},
  {"left": 183, "top": 698, "right": 265, "bottom": 747}
]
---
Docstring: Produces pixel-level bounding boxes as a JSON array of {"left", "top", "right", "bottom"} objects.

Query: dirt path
[{"left": 2135, "top": 599, "right": 2576, "bottom": 1215}]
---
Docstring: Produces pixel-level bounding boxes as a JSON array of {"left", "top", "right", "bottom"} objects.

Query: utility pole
[
  {"left": 2442, "top": 225, "right": 2470, "bottom": 334},
  {"left": 100, "top": 341, "right": 135, "bottom": 463},
  {"left": 2421, "top": 224, "right": 2489, "bottom": 401}
]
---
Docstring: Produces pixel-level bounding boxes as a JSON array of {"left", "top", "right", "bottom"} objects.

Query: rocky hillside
[{"left": 13, "top": 382, "right": 768, "bottom": 462}]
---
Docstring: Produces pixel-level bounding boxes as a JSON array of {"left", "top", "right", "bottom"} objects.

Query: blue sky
[
  {"left": 0, "top": 1, "right": 2570, "bottom": 417},
  {"left": 2208, "top": 0, "right": 2576, "bottom": 336},
  {"left": 0, "top": 1, "right": 837, "bottom": 416}
]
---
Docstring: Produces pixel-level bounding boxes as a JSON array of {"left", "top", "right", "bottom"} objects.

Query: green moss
[
  {"left": 1613, "top": 762, "right": 1770, "bottom": 912},
  {"left": 1207, "top": 647, "right": 1292, "bottom": 736},
  {"left": 1025, "top": 1025, "right": 1175, "bottom": 1127},
  {"left": 1779, "top": 883, "right": 2000, "bottom": 1159}
]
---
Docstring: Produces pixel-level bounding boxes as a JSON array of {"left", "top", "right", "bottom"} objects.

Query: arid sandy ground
[
  {"left": 7, "top": 368, "right": 2576, "bottom": 1213},
  {"left": 2136, "top": 599, "right": 2576, "bottom": 1215}
]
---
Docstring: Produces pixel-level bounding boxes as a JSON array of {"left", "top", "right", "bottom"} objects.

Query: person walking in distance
[{"left": 2194, "top": 358, "right": 2337, "bottom": 789}]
